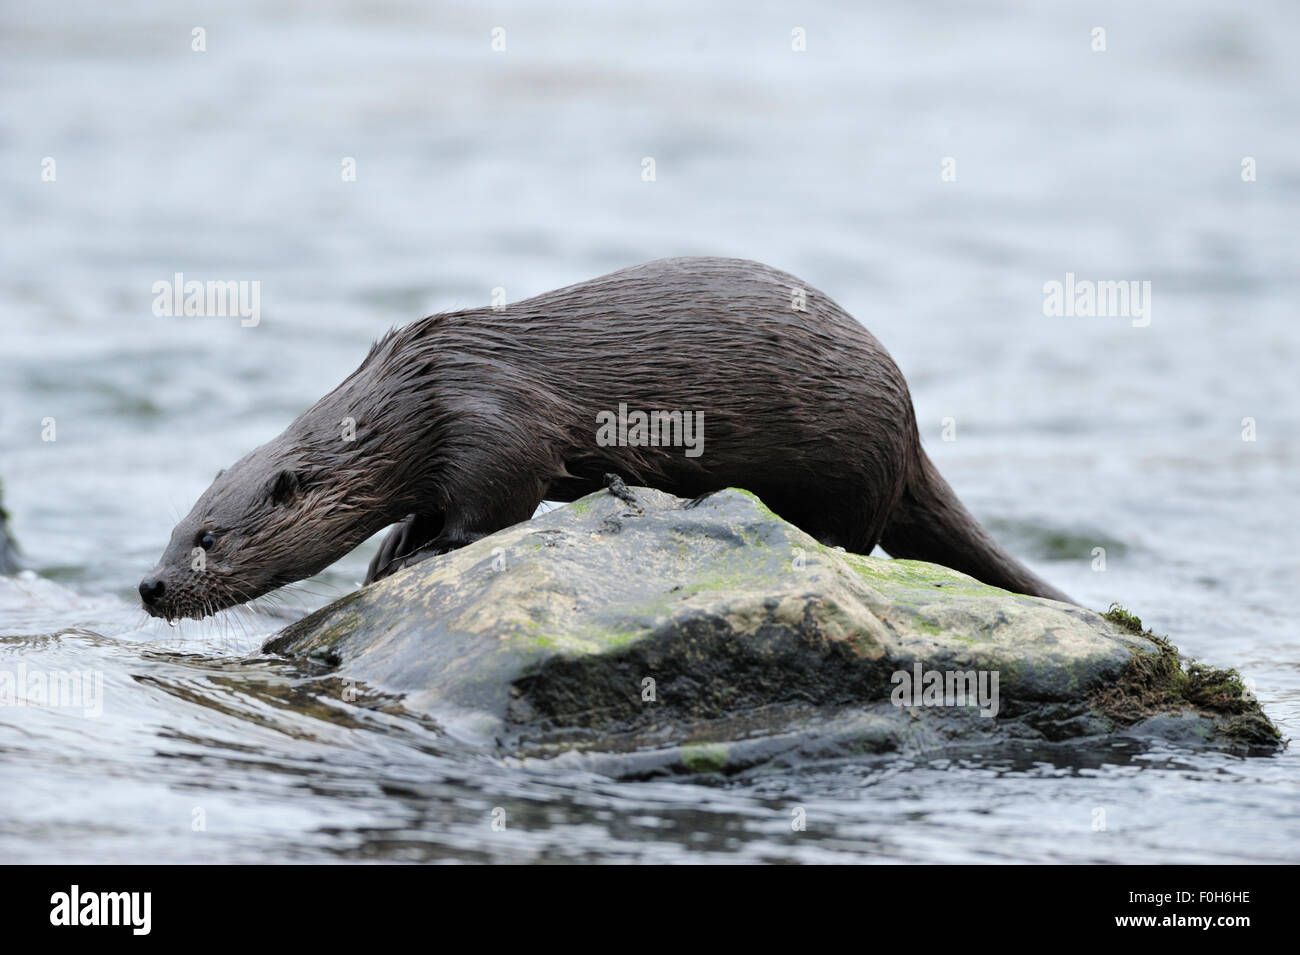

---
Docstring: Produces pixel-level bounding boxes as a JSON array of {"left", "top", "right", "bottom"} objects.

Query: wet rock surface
[{"left": 265, "top": 487, "right": 1283, "bottom": 777}]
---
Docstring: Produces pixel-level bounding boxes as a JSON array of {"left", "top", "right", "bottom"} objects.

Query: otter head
[{"left": 139, "top": 442, "right": 388, "bottom": 621}]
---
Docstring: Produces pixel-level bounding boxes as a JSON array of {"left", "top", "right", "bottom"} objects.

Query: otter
[{"left": 139, "top": 257, "right": 1072, "bottom": 620}]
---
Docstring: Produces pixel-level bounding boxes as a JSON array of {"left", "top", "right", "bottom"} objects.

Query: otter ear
[{"left": 267, "top": 469, "right": 300, "bottom": 506}]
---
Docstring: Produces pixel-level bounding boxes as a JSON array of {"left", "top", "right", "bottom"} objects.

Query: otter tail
[{"left": 878, "top": 450, "right": 1075, "bottom": 605}]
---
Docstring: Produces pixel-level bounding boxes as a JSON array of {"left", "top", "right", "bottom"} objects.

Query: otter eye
[{"left": 198, "top": 533, "right": 216, "bottom": 551}]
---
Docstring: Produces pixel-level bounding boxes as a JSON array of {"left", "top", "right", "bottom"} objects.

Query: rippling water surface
[{"left": 1, "top": 0, "right": 1298, "bottom": 863}]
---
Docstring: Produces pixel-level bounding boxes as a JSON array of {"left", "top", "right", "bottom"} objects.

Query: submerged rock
[
  {"left": 0, "top": 480, "right": 20, "bottom": 576},
  {"left": 264, "top": 486, "right": 1282, "bottom": 777}
]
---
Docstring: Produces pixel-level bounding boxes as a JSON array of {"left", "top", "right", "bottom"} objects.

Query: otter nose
[{"left": 139, "top": 578, "right": 166, "bottom": 605}]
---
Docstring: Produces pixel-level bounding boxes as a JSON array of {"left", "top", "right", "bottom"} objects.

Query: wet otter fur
[{"left": 140, "top": 256, "right": 1072, "bottom": 620}]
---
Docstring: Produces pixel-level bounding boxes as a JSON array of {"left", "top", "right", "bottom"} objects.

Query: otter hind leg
[{"left": 752, "top": 484, "right": 890, "bottom": 556}]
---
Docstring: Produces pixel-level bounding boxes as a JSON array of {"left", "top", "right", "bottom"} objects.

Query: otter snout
[
  {"left": 139, "top": 571, "right": 179, "bottom": 618},
  {"left": 139, "top": 578, "right": 166, "bottom": 607}
]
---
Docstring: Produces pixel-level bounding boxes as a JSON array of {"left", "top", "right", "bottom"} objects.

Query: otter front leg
[
  {"left": 367, "top": 466, "right": 549, "bottom": 583},
  {"left": 370, "top": 530, "right": 489, "bottom": 581},
  {"left": 365, "top": 513, "right": 444, "bottom": 584}
]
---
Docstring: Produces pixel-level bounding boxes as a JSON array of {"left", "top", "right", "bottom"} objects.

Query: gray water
[{"left": 1, "top": 0, "right": 1298, "bottom": 863}]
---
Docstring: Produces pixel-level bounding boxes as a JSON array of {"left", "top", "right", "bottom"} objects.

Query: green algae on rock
[
  {"left": 1092, "top": 604, "right": 1281, "bottom": 747},
  {"left": 264, "top": 486, "right": 1283, "bottom": 777}
]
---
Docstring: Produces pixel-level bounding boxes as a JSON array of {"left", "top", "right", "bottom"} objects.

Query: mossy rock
[
  {"left": 1091, "top": 605, "right": 1280, "bottom": 747},
  {"left": 264, "top": 486, "right": 1283, "bottom": 777}
]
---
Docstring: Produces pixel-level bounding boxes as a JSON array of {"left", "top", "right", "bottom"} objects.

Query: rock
[
  {"left": 264, "top": 486, "right": 1283, "bottom": 777},
  {"left": 0, "top": 480, "right": 20, "bottom": 576}
]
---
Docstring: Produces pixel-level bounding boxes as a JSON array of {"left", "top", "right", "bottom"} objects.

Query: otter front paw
[
  {"left": 396, "top": 532, "right": 485, "bottom": 569},
  {"left": 365, "top": 524, "right": 485, "bottom": 584},
  {"left": 365, "top": 514, "right": 435, "bottom": 584}
]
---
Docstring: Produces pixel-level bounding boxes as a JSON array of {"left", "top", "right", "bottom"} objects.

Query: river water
[{"left": 1, "top": 0, "right": 1297, "bottom": 863}]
